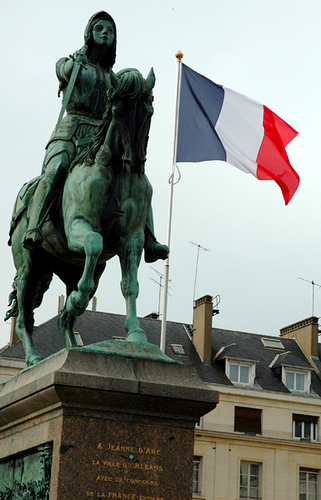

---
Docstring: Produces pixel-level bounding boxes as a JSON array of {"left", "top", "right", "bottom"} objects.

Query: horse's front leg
[
  {"left": 119, "top": 232, "right": 147, "bottom": 343},
  {"left": 58, "top": 261, "right": 106, "bottom": 347},
  {"left": 65, "top": 219, "right": 103, "bottom": 317}
]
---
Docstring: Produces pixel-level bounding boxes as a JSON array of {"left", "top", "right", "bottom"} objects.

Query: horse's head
[{"left": 108, "top": 67, "right": 155, "bottom": 174}]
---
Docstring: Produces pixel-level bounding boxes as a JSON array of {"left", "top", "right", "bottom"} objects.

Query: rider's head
[{"left": 84, "top": 11, "right": 117, "bottom": 69}]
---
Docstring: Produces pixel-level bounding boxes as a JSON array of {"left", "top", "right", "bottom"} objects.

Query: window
[
  {"left": 231, "top": 363, "right": 249, "bottom": 383},
  {"left": 170, "top": 344, "right": 186, "bottom": 356},
  {"left": 299, "top": 469, "right": 318, "bottom": 500},
  {"left": 193, "top": 456, "right": 202, "bottom": 495},
  {"left": 73, "top": 331, "right": 84, "bottom": 346},
  {"left": 227, "top": 360, "right": 255, "bottom": 385},
  {"left": 293, "top": 415, "right": 318, "bottom": 441},
  {"left": 286, "top": 371, "right": 304, "bottom": 390},
  {"left": 283, "top": 368, "right": 310, "bottom": 392},
  {"left": 240, "top": 462, "right": 261, "bottom": 499},
  {"left": 235, "top": 407, "right": 262, "bottom": 434},
  {"left": 261, "top": 337, "right": 284, "bottom": 349}
]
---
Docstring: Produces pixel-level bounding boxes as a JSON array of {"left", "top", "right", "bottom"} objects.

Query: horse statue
[{"left": 5, "top": 67, "right": 161, "bottom": 367}]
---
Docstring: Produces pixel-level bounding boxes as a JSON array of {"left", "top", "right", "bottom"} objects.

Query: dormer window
[
  {"left": 282, "top": 368, "right": 310, "bottom": 393},
  {"left": 226, "top": 360, "right": 255, "bottom": 386}
]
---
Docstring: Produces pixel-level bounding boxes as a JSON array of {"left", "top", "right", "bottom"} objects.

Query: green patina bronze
[
  {"left": 5, "top": 12, "right": 169, "bottom": 367},
  {"left": 0, "top": 444, "right": 52, "bottom": 499}
]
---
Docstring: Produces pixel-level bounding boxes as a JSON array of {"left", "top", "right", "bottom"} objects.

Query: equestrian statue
[{"left": 5, "top": 12, "right": 169, "bottom": 367}]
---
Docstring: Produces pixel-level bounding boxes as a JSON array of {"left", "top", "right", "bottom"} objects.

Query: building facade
[
  {"left": 192, "top": 298, "right": 321, "bottom": 500},
  {"left": 193, "top": 384, "right": 321, "bottom": 500}
]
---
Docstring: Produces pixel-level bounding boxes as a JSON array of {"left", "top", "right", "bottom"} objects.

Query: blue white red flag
[{"left": 176, "top": 64, "right": 299, "bottom": 205}]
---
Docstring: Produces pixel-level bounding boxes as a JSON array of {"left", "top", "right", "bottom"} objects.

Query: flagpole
[{"left": 160, "top": 50, "right": 183, "bottom": 352}]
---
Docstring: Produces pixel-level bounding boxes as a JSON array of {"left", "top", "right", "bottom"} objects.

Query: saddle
[{"left": 8, "top": 176, "right": 41, "bottom": 246}]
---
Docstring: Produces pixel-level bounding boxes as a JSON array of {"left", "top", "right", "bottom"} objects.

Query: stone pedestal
[{"left": 0, "top": 348, "right": 218, "bottom": 499}]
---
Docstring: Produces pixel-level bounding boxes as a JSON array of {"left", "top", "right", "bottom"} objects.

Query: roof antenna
[
  {"left": 190, "top": 241, "right": 210, "bottom": 302},
  {"left": 150, "top": 267, "right": 171, "bottom": 317},
  {"left": 298, "top": 277, "right": 321, "bottom": 316}
]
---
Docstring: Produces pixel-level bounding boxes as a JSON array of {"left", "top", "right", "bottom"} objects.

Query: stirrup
[{"left": 22, "top": 228, "right": 43, "bottom": 251}]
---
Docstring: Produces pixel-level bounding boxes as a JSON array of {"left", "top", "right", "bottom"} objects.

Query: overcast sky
[{"left": 1, "top": 0, "right": 321, "bottom": 347}]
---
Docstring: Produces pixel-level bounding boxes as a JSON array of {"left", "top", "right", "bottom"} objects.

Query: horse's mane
[
  {"left": 75, "top": 68, "right": 146, "bottom": 166},
  {"left": 110, "top": 68, "right": 145, "bottom": 100}
]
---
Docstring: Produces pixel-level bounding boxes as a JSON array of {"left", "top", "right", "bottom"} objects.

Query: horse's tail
[
  {"left": 4, "top": 271, "right": 54, "bottom": 322},
  {"left": 4, "top": 275, "right": 19, "bottom": 321}
]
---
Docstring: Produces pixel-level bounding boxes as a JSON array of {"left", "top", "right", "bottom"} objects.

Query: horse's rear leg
[
  {"left": 65, "top": 219, "right": 103, "bottom": 317},
  {"left": 11, "top": 216, "right": 44, "bottom": 367},
  {"left": 15, "top": 274, "right": 43, "bottom": 367},
  {"left": 119, "top": 233, "right": 147, "bottom": 343}
]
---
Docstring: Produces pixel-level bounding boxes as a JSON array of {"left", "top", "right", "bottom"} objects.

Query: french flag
[{"left": 176, "top": 64, "right": 299, "bottom": 205}]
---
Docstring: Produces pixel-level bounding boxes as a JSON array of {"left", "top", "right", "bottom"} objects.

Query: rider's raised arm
[{"left": 56, "top": 48, "right": 88, "bottom": 95}]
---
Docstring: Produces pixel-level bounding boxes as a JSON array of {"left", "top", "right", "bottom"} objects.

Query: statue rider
[{"left": 23, "top": 11, "right": 169, "bottom": 264}]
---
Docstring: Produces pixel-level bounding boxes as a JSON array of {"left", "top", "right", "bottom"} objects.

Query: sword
[{"left": 54, "top": 44, "right": 88, "bottom": 132}]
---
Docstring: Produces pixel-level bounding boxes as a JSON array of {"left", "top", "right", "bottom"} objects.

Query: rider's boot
[
  {"left": 144, "top": 209, "right": 169, "bottom": 263},
  {"left": 23, "top": 162, "right": 67, "bottom": 251}
]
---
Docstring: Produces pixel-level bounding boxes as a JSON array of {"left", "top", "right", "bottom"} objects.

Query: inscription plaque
[
  {"left": 57, "top": 417, "right": 193, "bottom": 499},
  {"left": 89, "top": 442, "right": 164, "bottom": 498}
]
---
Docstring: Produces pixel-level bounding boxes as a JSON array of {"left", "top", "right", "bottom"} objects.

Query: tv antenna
[
  {"left": 298, "top": 277, "right": 321, "bottom": 316},
  {"left": 190, "top": 241, "right": 211, "bottom": 302},
  {"left": 150, "top": 267, "right": 171, "bottom": 317}
]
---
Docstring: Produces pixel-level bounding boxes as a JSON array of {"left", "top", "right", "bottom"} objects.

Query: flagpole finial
[{"left": 175, "top": 50, "right": 183, "bottom": 60}]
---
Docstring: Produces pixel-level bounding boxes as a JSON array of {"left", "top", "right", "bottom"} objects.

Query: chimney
[
  {"left": 280, "top": 316, "right": 319, "bottom": 358},
  {"left": 192, "top": 295, "right": 213, "bottom": 362},
  {"left": 10, "top": 316, "right": 19, "bottom": 344},
  {"left": 58, "top": 295, "right": 65, "bottom": 313}
]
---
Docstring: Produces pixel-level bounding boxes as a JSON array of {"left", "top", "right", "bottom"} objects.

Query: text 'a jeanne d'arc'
[{"left": 97, "top": 444, "right": 161, "bottom": 455}]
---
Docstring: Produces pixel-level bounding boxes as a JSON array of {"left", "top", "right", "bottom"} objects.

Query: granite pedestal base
[{"left": 0, "top": 348, "right": 218, "bottom": 499}]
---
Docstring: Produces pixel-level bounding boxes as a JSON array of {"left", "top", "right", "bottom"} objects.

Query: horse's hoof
[{"left": 26, "top": 354, "right": 43, "bottom": 367}]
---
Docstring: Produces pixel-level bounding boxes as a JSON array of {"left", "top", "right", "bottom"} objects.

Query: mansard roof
[{"left": 1, "top": 310, "right": 321, "bottom": 396}]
